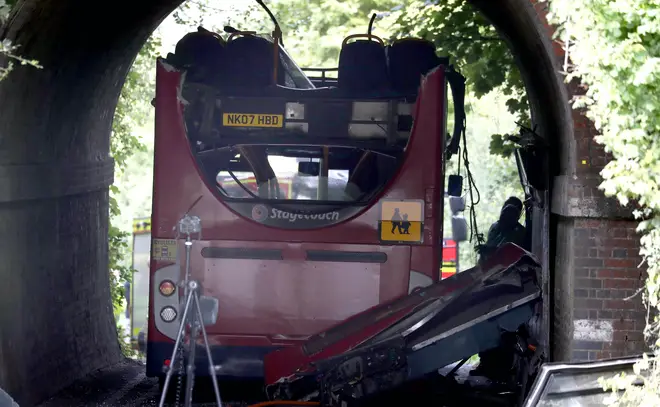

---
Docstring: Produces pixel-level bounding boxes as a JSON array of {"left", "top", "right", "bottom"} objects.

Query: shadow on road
[{"left": 36, "top": 359, "right": 264, "bottom": 407}]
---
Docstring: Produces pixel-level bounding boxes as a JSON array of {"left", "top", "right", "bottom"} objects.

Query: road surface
[
  {"left": 34, "top": 358, "right": 481, "bottom": 407},
  {"left": 36, "top": 359, "right": 261, "bottom": 407}
]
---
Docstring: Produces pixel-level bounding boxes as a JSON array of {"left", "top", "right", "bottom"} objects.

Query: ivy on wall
[{"left": 548, "top": 0, "right": 660, "bottom": 402}]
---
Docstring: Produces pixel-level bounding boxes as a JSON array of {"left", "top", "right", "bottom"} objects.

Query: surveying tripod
[{"left": 158, "top": 214, "right": 223, "bottom": 407}]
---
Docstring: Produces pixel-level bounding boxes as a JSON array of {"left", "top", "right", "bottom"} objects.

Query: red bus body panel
[
  {"left": 147, "top": 59, "right": 448, "bottom": 378},
  {"left": 263, "top": 243, "right": 529, "bottom": 385}
]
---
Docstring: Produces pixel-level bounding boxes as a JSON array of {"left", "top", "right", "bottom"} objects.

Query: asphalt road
[
  {"left": 35, "top": 359, "right": 483, "bottom": 407},
  {"left": 36, "top": 359, "right": 262, "bottom": 407}
]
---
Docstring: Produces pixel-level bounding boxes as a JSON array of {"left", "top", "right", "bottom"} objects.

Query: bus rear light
[
  {"left": 159, "top": 280, "right": 176, "bottom": 297},
  {"left": 164, "top": 359, "right": 171, "bottom": 367},
  {"left": 154, "top": 264, "right": 180, "bottom": 340},
  {"left": 160, "top": 306, "right": 177, "bottom": 322}
]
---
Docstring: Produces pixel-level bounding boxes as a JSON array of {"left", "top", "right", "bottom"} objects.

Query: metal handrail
[{"left": 301, "top": 67, "right": 339, "bottom": 87}]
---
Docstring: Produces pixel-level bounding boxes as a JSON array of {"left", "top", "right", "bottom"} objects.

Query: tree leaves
[
  {"left": 0, "top": 2, "right": 43, "bottom": 81},
  {"left": 0, "top": 0, "right": 9, "bottom": 21},
  {"left": 107, "top": 34, "right": 160, "bottom": 352},
  {"left": 391, "top": 0, "right": 530, "bottom": 156}
]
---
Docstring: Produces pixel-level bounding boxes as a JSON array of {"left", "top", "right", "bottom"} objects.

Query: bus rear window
[{"left": 204, "top": 145, "right": 400, "bottom": 204}]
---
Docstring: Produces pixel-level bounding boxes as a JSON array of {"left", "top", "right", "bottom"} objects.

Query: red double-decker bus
[{"left": 146, "top": 26, "right": 466, "bottom": 382}]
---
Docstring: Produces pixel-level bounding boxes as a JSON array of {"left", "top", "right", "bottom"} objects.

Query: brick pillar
[
  {"left": 553, "top": 217, "right": 646, "bottom": 361},
  {"left": 528, "top": 2, "right": 648, "bottom": 361},
  {"left": 550, "top": 94, "right": 647, "bottom": 361}
]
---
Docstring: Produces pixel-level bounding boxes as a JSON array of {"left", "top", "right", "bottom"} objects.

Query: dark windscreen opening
[
  {"left": 249, "top": 33, "right": 315, "bottom": 89},
  {"left": 197, "top": 145, "right": 401, "bottom": 204},
  {"left": 278, "top": 46, "right": 315, "bottom": 89}
]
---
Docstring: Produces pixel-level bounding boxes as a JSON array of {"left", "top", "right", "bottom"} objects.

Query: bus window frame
[{"left": 198, "top": 144, "right": 405, "bottom": 207}]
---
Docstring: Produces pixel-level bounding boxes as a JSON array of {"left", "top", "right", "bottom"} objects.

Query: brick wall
[
  {"left": 528, "top": 1, "right": 648, "bottom": 361},
  {"left": 560, "top": 219, "right": 647, "bottom": 361}
]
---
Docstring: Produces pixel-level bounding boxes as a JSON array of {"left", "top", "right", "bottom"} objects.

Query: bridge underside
[{"left": 0, "top": 0, "right": 644, "bottom": 405}]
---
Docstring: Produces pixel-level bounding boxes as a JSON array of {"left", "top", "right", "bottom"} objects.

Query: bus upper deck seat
[
  {"left": 171, "top": 26, "right": 227, "bottom": 86},
  {"left": 338, "top": 34, "right": 390, "bottom": 95},
  {"left": 173, "top": 28, "right": 317, "bottom": 90},
  {"left": 387, "top": 38, "right": 443, "bottom": 96},
  {"left": 223, "top": 34, "right": 285, "bottom": 89}
]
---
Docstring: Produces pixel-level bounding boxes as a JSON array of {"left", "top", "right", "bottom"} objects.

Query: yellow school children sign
[{"left": 379, "top": 199, "right": 424, "bottom": 244}]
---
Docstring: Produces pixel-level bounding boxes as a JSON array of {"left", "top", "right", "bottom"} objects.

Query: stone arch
[
  {"left": 0, "top": 0, "right": 575, "bottom": 404},
  {"left": 471, "top": 0, "right": 575, "bottom": 364}
]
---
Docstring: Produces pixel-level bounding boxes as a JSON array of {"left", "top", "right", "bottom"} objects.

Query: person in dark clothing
[
  {"left": 477, "top": 197, "right": 526, "bottom": 262},
  {"left": 471, "top": 196, "right": 526, "bottom": 379},
  {"left": 488, "top": 197, "right": 525, "bottom": 245}
]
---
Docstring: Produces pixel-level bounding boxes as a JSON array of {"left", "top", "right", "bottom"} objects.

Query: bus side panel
[{"left": 191, "top": 241, "right": 410, "bottom": 338}]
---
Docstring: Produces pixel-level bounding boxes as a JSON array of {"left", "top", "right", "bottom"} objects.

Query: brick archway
[
  {"left": 484, "top": 0, "right": 647, "bottom": 364},
  {"left": 0, "top": 0, "right": 644, "bottom": 405}
]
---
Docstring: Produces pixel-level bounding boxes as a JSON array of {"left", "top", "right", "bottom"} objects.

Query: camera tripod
[{"left": 158, "top": 214, "right": 223, "bottom": 407}]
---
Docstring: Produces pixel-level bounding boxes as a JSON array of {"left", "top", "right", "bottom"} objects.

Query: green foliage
[
  {"left": 0, "top": 0, "right": 9, "bottom": 20},
  {"left": 113, "top": 130, "right": 154, "bottom": 228},
  {"left": 390, "top": 0, "right": 530, "bottom": 158},
  {"left": 111, "top": 37, "right": 158, "bottom": 169},
  {"left": 0, "top": 0, "right": 42, "bottom": 81},
  {"left": 174, "top": 0, "right": 407, "bottom": 68},
  {"left": 263, "top": 0, "right": 407, "bottom": 68},
  {"left": 117, "top": 324, "right": 137, "bottom": 359},
  {"left": 599, "top": 353, "right": 659, "bottom": 406},
  {"left": 109, "top": 34, "right": 160, "bottom": 355},
  {"left": 108, "top": 218, "right": 131, "bottom": 313},
  {"left": 489, "top": 133, "right": 518, "bottom": 158},
  {"left": 548, "top": 0, "right": 660, "bottom": 401},
  {"left": 447, "top": 91, "right": 525, "bottom": 269}
]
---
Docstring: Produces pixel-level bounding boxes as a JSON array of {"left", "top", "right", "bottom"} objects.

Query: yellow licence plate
[{"left": 222, "top": 113, "right": 284, "bottom": 128}]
